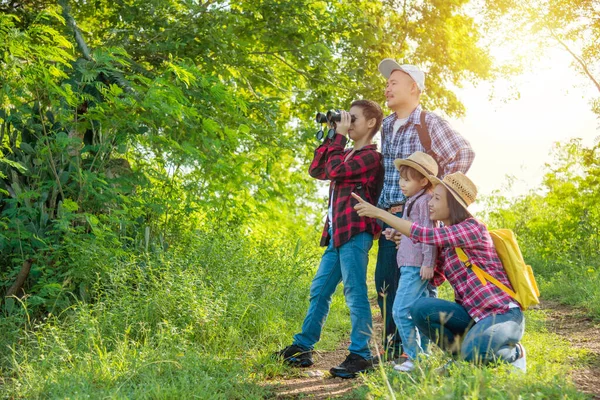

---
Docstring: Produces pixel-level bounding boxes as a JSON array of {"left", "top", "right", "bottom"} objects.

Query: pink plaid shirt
[
  {"left": 396, "top": 190, "right": 437, "bottom": 268},
  {"left": 410, "top": 218, "right": 516, "bottom": 321}
]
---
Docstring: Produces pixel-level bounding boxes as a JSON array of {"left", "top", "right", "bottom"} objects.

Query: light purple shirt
[{"left": 397, "top": 189, "right": 437, "bottom": 268}]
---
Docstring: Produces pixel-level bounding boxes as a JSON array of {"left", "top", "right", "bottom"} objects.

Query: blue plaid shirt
[{"left": 378, "top": 105, "right": 475, "bottom": 209}]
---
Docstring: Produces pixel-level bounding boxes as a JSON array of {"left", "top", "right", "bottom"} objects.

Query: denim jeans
[
  {"left": 410, "top": 298, "right": 525, "bottom": 364},
  {"left": 375, "top": 213, "right": 402, "bottom": 354},
  {"left": 392, "top": 266, "right": 430, "bottom": 360},
  {"left": 293, "top": 231, "right": 374, "bottom": 359}
]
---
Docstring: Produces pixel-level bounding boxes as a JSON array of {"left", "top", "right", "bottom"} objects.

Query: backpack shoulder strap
[
  {"left": 415, "top": 110, "right": 442, "bottom": 177},
  {"left": 416, "top": 110, "right": 432, "bottom": 152},
  {"left": 455, "top": 247, "right": 517, "bottom": 299}
]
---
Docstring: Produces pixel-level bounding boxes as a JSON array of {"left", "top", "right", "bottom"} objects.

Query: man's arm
[{"left": 428, "top": 115, "right": 475, "bottom": 176}]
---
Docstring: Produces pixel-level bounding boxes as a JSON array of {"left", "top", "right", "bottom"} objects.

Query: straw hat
[
  {"left": 394, "top": 151, "right": 439, "bottom": 178},
  {"left": 429, "top": 172, "right": 478, "bottom": 210}
]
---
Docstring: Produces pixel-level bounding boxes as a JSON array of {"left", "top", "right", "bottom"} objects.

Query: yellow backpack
[{"left": 455, "top": 229, "right": 540, "bottom": 310}]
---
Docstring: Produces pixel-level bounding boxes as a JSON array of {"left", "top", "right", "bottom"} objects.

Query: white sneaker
[
  {"left": 393, "top": 360, "right": 415, "bottom": 372},
  {"left": 511, "top": 343, "right": 527, "bottom": 372}
]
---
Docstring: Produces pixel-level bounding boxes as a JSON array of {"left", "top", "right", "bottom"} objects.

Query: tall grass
[
  {"left": 0, "top": 230, "right": 349, "bottom": 399},
  {"left": 1, "top": 228, "right": 594, "bottom": 399}
]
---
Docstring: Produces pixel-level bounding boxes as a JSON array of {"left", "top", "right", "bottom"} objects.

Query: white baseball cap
[{"left": 378, "top": 59, "right": 425, "bottom": 91}]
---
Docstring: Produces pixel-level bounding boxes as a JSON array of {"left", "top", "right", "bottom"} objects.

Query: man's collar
[{"left": 406, "top": 104, "right": 423, "bottom": 126}]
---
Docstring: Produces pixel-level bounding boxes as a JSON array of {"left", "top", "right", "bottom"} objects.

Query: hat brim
[
  {"left": 394, "top": 158, "right": 437, "bottom": 179},
  {"left": 428, "top": 175, "right": 471, "bottom": 211},
  {"left": 378, "top": 59, "right": 404, "bottom": 79}
]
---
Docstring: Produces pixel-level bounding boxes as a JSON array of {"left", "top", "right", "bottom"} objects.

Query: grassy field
[
  {"left": 0, "top": 233, "right": 594, "bottom": 399},
  {"left": 0, "top": 232, "right": 352, "bottom": 399}
]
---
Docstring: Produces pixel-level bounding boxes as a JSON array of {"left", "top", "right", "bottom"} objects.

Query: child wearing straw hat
[
  {"left": 352, "top": 173, "right": 527, "bottom": 372},
  {"left": 381, "top": 151, "right": 439, "bottom": 372}
]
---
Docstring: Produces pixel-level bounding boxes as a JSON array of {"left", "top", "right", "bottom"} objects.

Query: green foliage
[
  {"left": 0, "top": 9, "right": 142, "bottom": 313},
  {"left": 0, "top": 2, "right": 549, "bottom": 398},
  {"left": 482, "top": 139, "right": 600, "bottom": 317},
  {"left": 0, "top": 230, "right": 329, "bottom": 398},
  {"left": 70, "top": 0, "right": 492, "bottom": 117},
  {"left": 1, "top": 0, "right": 496, "bottom": 316}
]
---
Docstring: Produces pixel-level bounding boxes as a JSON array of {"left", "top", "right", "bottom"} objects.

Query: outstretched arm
[{"left": 352, "top": 193, "right": 412, "bottom": 235}]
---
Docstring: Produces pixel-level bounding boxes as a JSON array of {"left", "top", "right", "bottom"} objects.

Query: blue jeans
[
  {"left": 410, "top": 298, "right": 525, "bottom": 364},
  {"left": 392, "top": 266, "right": 430, "bottom": 360},
  {"left": 293, "top": 232, "right": 373, "bottom": 359},
  {"left": 375, "top": 214, "right": 402, "bottom": 354}
]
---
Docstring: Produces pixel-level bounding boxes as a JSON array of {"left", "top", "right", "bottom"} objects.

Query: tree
[
  {"left": 1, "top": 1, "right": 496, "bottom": 314},
  {"left": 483, "top": 0, "right": 600, "bottom": 114}
]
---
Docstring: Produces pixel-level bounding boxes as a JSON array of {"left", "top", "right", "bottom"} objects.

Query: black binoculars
[
  {"left": 314, "top": 110, "right": 355, "bottom": 140},
  {"left": 315, "top": 110, "right": 356, "bottom": 124}
]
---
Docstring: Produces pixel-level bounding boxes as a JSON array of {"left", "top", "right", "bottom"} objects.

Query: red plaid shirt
[
  {"left": 410, "top": 218, "right": 516, "bottom": 321},
  {"left": 309, "top": 134, "right": 383, "bottom": 248}
]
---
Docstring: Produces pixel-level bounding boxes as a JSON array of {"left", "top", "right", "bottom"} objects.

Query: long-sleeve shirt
[
  {"left": 378, "top": 105, "right": 475, "bottom": 209},
  {"left": 396, "top": 189, "right": 437, "bottom": 268},
  {"left": 309, "top": 133, "right": 383, "bottom": 248},
  {"left": 410, "top": 218, "right": 516, "bottom": 321}
]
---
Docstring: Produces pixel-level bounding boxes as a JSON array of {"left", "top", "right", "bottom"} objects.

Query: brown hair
[
  {"left": 351, "top": 99, "right": 383, "bottom": 137},
  {"left": 444, "top": 187, "right": 473, "bottom": 225},
  {"left": 398, "top": 165, "right": 432, "bottom": 190}
]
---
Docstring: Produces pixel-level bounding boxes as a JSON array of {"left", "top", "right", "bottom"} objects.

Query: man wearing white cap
[{"left": 374, "top": 59, "right": 475, "bottom": 360}]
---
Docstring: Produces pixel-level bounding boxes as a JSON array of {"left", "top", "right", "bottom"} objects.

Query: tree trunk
[{"left": 6, "top": 259, "right": 33, "bottom": 298}]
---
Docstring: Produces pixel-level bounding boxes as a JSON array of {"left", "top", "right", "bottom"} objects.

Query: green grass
[
  {"left": 536, "top": 269, "right": 600, "bottom": 319},
  {"left": 0, "top": 231, "right": 357, "bottom": 399},
  {"left": 0, "top": 235, "right": 282, "bottom": 397},
  {"left": 0, "top": 233, "right": 594, "bottom": 399}
]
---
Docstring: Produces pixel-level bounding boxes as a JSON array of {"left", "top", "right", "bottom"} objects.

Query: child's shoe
[
  {"left": 393, "top": 359, "right": 415, "bottom": 372},
  {"left": 330, "top": 353, "right": 374, "bottom": 379},
  {"left": 510, "top": 343, "right": 526, "bottom": 372},
  {"left": 274, "top": 344, "right": 314, "bottom": 367}
]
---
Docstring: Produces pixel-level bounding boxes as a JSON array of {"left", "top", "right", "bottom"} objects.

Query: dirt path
[
  {"left": 264, "top": 303, "right": 384, "bottom": 399},
  {"left": 542, "top": 301, "right": 600, "bottom": 399},
  {"left": 264, "top": 300, "right": 600, "bottom": 399}
]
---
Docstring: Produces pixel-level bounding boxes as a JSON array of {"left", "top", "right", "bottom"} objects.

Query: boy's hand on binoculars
[{"left": 336, "top": 110, "right": 351, "bottom": 137}]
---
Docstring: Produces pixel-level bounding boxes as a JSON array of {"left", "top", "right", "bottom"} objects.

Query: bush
[
  {"left": 481, "top": 139, "right": 600, "bottom": 319},
  {"left": 0, "top": 229, "right": 323, "bottom": 398}
]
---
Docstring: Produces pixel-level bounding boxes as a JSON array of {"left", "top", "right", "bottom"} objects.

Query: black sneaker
[
  {"left": 274, "top": 344, "right": 314, "bottom": 367},
  {"left": 329, "top": 353, "right": 374, "bottom": 379}
]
